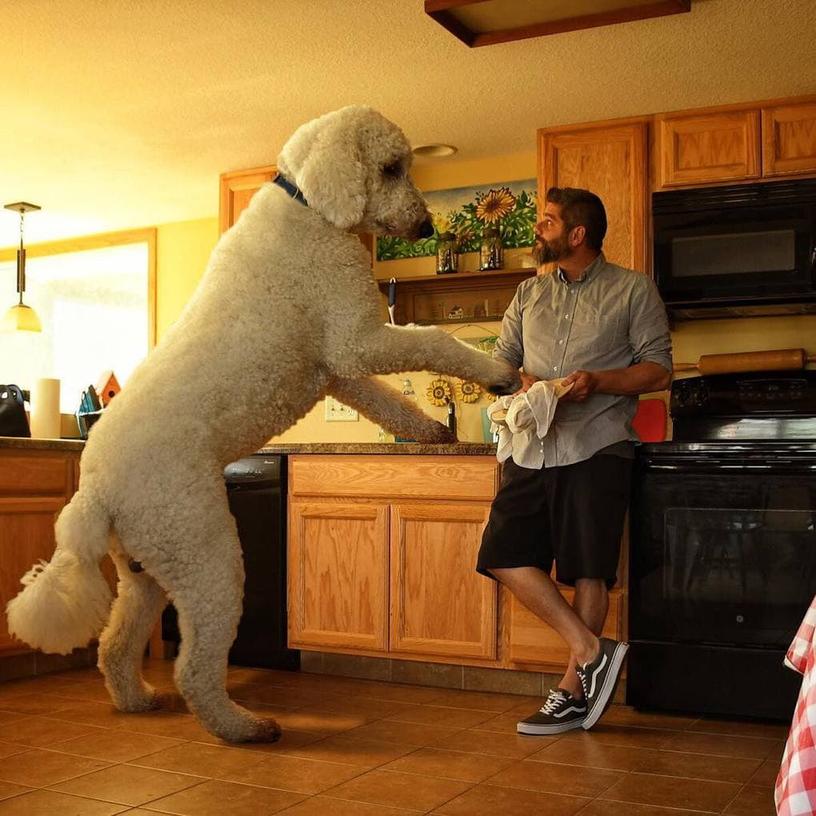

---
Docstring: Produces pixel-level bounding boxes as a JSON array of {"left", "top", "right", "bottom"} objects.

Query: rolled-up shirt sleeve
[
  {"left": 629, "top": 275, "right": 673, "bottom": 373},
  {"left": 493, "top": 281, "right": 525, "bottom": 369}
]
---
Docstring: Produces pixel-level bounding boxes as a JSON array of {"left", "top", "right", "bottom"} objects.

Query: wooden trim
[{"left": 425, "top": 0, "right": 690, "bottom": 48}]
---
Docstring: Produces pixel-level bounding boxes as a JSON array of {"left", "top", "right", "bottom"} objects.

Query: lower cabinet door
[
  {"left": 390, "top": 503, "right": 497, "bottom": 660},
  {"left": 0, "top": 496, "right": 66, "bottom": 651},
  {"left": 508, "top": 588, "right": 623, "bottom": 669},
  {"left": 288, "top": 500, "right": 389, "bottom": 652}
]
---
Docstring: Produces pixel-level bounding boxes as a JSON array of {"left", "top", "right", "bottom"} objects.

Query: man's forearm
[{"left": 593, "top": 361, "right": 671, "bottom": 396}]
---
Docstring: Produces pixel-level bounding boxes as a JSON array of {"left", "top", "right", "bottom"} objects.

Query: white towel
[{"left": 488, "top": 378, "right": 572, "bottom": 467}]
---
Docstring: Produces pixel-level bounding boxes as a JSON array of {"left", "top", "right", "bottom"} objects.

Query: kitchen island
[{"left": 1, "top": 438, "right": 626, "bottom": 692}]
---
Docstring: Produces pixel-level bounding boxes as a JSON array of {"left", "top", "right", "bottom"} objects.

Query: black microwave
[{"left": 652, "top": 179, "right": 816, "bottom": 319}]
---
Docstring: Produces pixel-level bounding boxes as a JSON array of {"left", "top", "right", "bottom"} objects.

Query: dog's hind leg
[
  {"left": 98, "top": 549, "right": 167, "bottom": 712},
  {"left": 160, "top": 513, "right": 281, "bottom": 743}
]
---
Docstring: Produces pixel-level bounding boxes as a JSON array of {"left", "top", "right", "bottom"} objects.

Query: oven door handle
[{"left": 642, "top": 459, "right": 816, "bottom": 472}]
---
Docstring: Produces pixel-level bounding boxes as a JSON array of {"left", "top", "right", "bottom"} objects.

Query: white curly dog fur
[{"left": 7, "top": 106, "right": 520, "bottom": 743}]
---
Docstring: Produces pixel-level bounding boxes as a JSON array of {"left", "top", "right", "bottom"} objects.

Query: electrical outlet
[{"left": 325, "top": 396, "right": 359, "bottom": 422}]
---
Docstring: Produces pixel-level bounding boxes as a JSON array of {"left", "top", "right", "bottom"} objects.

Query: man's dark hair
[{"left": 545, "top": 187, "right": 607, "bottom": 251}]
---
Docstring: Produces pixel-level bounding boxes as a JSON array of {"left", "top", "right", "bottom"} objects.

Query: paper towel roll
[{"left": 31, "top": 378, "right": 61, "bottom": 439}]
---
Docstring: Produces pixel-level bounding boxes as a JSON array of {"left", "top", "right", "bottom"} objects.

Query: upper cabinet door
[
  {"left": 655, "top": 110, "right": 761, "bottom": 188},
  {"left": 539, "top": 121, "right": 648, "bottom": 273},
  {"left": 762, "top": 102, "right": 816, "bottom": 178},
  {"left": 219, "top": 166, "right": 277, "bottom": 234}
]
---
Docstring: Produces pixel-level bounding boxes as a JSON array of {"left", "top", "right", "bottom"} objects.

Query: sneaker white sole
[
  {"left": 582, "top": 641, "right": 628, "bottom": 731},
  {"left": 517, "top": 718, "right": 586, "bottom": 736}
]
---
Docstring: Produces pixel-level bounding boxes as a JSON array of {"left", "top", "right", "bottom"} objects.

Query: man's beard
[{"left": 532, "top": 234, "right": 570, "bottom": 264}]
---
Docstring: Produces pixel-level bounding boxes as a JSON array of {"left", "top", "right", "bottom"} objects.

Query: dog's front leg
[
  {"left": 347, "top": 325, "right": 520, "bottom": 394},
  {"left": 329, "top": 376, "right": 455, "bottom": 443}
]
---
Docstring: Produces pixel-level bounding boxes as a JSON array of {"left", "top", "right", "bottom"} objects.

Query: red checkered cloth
[{"left": 776, "top": 596, "right": 816, "bottom": 815}]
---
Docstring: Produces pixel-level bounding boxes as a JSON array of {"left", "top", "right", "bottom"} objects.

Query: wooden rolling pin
[{"left": 674, "top": 348, "right": 816, "bottom": 376}]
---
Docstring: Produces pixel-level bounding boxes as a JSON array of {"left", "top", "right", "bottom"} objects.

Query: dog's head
[{"left": 277, "top": 106, "right": 433, "bottom": 239}]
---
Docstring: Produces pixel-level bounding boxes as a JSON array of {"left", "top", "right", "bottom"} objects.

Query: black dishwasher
[{"left": 162, "top": 454, "right": 300, "bottom": 671}]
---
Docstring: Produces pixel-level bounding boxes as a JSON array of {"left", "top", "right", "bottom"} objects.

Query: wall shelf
[{"left": 377, "top": 268, "right": 535, "bottom": 325}]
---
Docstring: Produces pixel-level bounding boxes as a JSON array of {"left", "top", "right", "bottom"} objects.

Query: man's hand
[
  {"left": 560, "top": 370, "right": 599, "bottom": 402},
  {"left": 515, "top": 370, "right": 540, "bottom": 395}
]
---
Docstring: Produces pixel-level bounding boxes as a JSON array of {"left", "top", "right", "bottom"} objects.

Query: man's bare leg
[
  {"left": 558, "top": 578, "right": 608, "bottom": 699},
  {"left": 490, "top": 567, "right": 599, "bottom": 666}
]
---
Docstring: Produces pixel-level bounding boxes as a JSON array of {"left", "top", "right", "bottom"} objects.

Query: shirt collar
[{"left": 556, "top": 252, "right": 605, "bottom": 285}]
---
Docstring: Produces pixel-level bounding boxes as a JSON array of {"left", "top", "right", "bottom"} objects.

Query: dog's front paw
[
  {"left": 414, "top": 421, "right": 457, "bottom": 444},
  {"left": 487, "top": 363, "right": 522, "bottom": 396}
]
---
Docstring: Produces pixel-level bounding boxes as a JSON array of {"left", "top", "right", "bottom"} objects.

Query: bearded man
[{"left": 477, "top": 187, "right": 672, "bottom": 735}]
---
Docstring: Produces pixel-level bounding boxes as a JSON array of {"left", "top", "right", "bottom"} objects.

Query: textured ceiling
[{"left": 2, "top": 0, "right": 815, "bottom": 242}]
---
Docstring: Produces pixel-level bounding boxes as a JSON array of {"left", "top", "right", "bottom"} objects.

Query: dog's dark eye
[{"left": 382, "top": 160, "right": 403, "bottom": 178}]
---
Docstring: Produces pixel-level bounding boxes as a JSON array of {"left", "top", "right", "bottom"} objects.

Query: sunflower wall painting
[{"left": 376, "top": 179, "right": 537, "bottom": 261}]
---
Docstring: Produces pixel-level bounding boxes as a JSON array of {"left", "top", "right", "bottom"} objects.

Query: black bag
[{"left": 0, "top": 384, "right": 31, "bottom": 438}]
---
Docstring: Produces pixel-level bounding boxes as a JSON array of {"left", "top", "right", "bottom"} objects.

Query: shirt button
[
  {"left": 553, "top": 366, "right": 558, "bottom": 372},
  {"left": 564, "top": 314, "right": 570, "bottom": 319},
  {"left": 558, "top": 340, "right": 564, "bottom": 345}
]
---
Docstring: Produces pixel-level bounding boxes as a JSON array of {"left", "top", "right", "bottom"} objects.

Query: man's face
[{"left": 533, "top": 204, "right": 572, "bottom": 264}]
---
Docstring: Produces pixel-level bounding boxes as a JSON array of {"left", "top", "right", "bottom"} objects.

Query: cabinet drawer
[
  {"left": 0, "top": 453, "right": 71, "bottom": 495},
  {"left": 290, "top": 455, "right": 498, "bottom": 501}
]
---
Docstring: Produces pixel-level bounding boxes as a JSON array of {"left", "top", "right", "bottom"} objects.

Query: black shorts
[{"left": 476, "top": 454, "right": 632, "bottom": 588}]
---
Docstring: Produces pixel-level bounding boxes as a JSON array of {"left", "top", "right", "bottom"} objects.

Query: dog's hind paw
[{"left": 245, "top": 717, "right": 283, "bottom": 743}]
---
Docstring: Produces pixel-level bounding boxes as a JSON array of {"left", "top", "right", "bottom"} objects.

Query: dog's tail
[{"left": 6, "top": 487, "right": 114, "bottom": 654}]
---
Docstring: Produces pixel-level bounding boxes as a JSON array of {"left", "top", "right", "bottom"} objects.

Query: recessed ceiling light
[{"left": 412, "top": 143, "right": 458, "bottom": 158}]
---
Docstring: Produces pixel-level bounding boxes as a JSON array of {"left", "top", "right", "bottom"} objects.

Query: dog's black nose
[{"left": 418, "top": 218, "right": 434, "bottom": 239}]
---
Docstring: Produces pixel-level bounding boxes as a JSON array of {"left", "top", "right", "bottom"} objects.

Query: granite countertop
[
  {"left": 1, "top": 437, "right": 496, "bottom": 456},
  {"left": 258, "top": 442, "right": 497, "bottom": 455},
  {"left": 0, "top": 436, "right": 85, "bottom": 452}
]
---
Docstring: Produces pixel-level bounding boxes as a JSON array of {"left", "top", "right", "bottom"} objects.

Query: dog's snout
[{"left": 418, "top": 218, "right": 434, "bottom": 240}]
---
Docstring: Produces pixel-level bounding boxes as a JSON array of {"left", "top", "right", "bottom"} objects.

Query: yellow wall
[
  {"left": 155, "top": 218, "right": 219, "bottom": 341},
  {"left": 153, "top": 155, "right": 816, "bottom": 446}
]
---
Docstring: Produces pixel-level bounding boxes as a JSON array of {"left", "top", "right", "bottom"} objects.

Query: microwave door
[{"left": 654, "top": 211, "right": 815, "bottom": 304}]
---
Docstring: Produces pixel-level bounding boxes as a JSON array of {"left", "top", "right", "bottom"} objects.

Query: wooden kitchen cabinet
[
  {"left": 219, "top": 165, "right": 277, "bottom": 233},
  {"left": 288, "top": 454, "right": 500, "bottom": 664},
  {"left": 0, "top": 447, "right": 80, "bottom": 652},
  {"left": 762, "top": 101, "right": 816, "bottom": 177},
  {"left": 390, "top": 502, "right": 497, "bottom": 660},
  {"left": 506, "top": 589, "right": 624, "bottom": 671},
  {"left": 655, "top": 109, "right": 761, "bottom": 188},
  {"left": 538, "top": 120, "right": 648, "bottom": 274},
  {"left": 288, "top": 500, "right": 389, "bottom": 652}
]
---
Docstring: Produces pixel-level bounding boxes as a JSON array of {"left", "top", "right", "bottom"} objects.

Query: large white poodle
[{"left": 7, "top": 106, "right": 520, "bottom": 743}]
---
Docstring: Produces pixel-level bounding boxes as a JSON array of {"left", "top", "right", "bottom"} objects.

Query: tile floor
[{"left": 0, "top": 659, "right": 784, "bottom": 815}]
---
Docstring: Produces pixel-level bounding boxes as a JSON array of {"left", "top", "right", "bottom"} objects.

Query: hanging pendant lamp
[{"left": 2, "top": 202, "right": 42, "bottom": 333}]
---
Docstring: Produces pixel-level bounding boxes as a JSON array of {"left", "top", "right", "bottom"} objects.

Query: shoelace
[
  {"left": 539, "top": 689, "right": 568, "bottom": 715},
  {"left": 576, "top": 666, "right": 589, "bottom": 700}
]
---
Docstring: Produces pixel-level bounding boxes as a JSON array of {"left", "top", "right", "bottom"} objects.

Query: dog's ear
[{"left": 296, "top": 136, "right": 366, "bottom": 231}]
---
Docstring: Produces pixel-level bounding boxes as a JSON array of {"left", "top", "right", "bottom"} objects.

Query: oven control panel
[{"left": 671, "top": 370, "right": 816, "bottom": 418}]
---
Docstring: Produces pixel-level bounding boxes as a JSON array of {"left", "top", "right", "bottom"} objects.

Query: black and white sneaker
[
  {"left": 576, "top": 637, "right": 628, "bottom": 731},
  {"left": 516, "top": 688, "right": 587, "bottom": 735}
]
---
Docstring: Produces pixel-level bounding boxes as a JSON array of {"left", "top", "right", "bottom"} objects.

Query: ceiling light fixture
[
  {"left": 412, "top": 143, "right": 458, "bottom": 158},
  {"left": 425, "top": 0, "right": 691, "bottom": 48},
  {"left": 2, "top": 202, "right": 42, "bottom": 333}
]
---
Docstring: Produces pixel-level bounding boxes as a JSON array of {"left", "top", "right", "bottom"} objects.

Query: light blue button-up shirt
[{"left": 494, "top": 253, "right": 672, "bottom": 468}]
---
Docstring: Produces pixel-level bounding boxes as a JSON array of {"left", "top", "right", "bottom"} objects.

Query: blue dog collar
[{"left": 273, "top": 174, "right": 308, "bottom": 207}]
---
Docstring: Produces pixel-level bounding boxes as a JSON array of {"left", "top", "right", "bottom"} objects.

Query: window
[{"left": 0, "top": 230, "right": 156, "bottom": 413}]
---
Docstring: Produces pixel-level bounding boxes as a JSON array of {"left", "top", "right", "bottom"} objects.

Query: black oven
[
  {"left": 628, "top": 371, "right": 816, "bottom": 721},
  {"left": 653, "top": 179, "right": 816, "bottom": 319}
]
